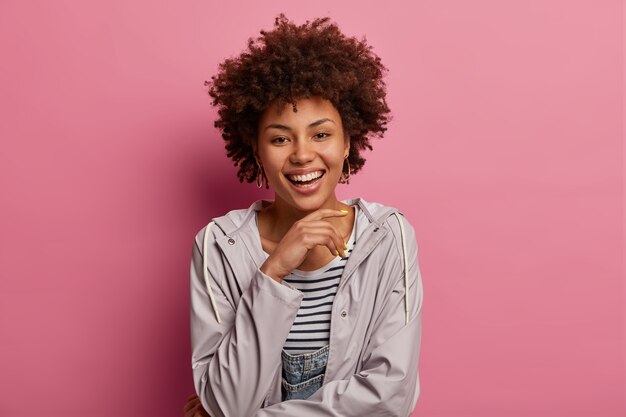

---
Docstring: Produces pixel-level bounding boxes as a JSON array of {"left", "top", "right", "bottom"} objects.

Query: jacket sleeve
[
  {"left": 253, "top": 216, "right": 424, "bottom": 417},
  {"left": 190, "top": 225, "right": 304, "bottom": 417}
]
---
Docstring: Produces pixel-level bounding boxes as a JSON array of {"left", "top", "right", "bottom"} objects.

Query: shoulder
[
  {"left": 192, "top": 202, "right": 259, "bottom": 248},
  {"left": 189, "top": 215, "right": 235, "bottom": 290},
  {"left": 358, "top": 199, "right": 419, "bottom": 264},
  {"left": 384, "top": 212, "right": 417, "bottom": 247},
  {"left": 357, "top": 199, "right": 418, "bottom": 247},
  {"left": 193, "top": 221, "right": 224, "bottom": 253}
]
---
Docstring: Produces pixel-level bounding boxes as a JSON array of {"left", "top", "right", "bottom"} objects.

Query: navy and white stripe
[{"left": 282, "top": 209, "right": 358, "bottom": 355}]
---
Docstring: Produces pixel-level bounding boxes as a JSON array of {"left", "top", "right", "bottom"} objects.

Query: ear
[
  {"left": 251, "top": 141, "right": 260, "bottom": 164},
  {"left": 343, "top": 132, "right": 350, "bottom": 157}
]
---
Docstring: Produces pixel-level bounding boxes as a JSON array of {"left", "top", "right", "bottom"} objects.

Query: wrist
[{"left": 260, "top": 259, "right": 288, "bottom": 282}]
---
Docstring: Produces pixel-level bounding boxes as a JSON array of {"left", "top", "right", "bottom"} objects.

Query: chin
[
  {"left": 297, "top": 193, "right": 339, "bottom": 211},
  {"left": 291, "top": 200, "right": 325, "bottom": 213},
  {"left": 278, "top": 192, "right": 333, "bottom": 213}
]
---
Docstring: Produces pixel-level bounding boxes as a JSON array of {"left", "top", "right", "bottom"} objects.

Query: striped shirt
[{"left": 255, "top": 205, "right": 359, "bottom": 355}]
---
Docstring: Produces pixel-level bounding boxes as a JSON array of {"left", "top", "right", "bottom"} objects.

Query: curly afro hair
[{"left": 205, "top": 13, "right": 391, "bottom": 185}]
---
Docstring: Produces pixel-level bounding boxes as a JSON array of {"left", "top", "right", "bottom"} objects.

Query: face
[{"left": 255, "top": 96, "right": 350, "bottom": 213}]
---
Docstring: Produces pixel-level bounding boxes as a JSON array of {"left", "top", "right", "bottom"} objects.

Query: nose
[{"left": 289, "top": 138, "right": 315, "bottom": 164}]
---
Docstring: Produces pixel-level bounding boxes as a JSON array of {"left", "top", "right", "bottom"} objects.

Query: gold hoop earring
[
  {"left": 256, "top": 160, "right": 264, "bottom": 189},
  {"left": 340, "top": 155, "right": 351, "bottom": 184}
]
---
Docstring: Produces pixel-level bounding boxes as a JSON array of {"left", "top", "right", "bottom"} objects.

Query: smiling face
[{"left": 255, "top": 97, "right": 350, "bottom": 214}]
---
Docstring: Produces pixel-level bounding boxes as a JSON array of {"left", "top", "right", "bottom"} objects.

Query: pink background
[{"left": 0, "top": 1, "right": 623, "bottom": 416}]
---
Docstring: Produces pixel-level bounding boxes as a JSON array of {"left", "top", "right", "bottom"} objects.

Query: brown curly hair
[{"left": 205, "top": 13, "right": 391, "bottom": 185}]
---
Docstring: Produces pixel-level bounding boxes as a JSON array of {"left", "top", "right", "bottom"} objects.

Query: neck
[{"left": 259, "top": 194, "right": 348, "bottom": 241}]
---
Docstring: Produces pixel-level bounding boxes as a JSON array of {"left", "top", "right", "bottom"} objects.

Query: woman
[{"left": 186, "top": 14, "right": 424, "bottom": 417}]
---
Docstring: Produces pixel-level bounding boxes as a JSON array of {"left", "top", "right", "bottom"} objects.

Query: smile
[{"left": 285, "top": 170, "right": 325, "bottom": 192}]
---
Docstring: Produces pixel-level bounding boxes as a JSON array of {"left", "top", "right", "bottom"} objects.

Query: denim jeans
[{"left": 281, "top": 344, "right": 329, "bottom": 401}]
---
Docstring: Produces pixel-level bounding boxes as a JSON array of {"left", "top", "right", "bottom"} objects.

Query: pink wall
[{"left": 0, "top": 1, "right": 623, "bottom": 416}]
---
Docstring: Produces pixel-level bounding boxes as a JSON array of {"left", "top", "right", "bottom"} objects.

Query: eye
[
  {"left": 271, "top": 136, "right": 289, "bottom": 144},
  {"left": 314, "top": 132, "right": 330, "bottom": 140}
]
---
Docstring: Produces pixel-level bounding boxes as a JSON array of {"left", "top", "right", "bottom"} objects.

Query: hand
[
  {"left": 183, "top": 394, "right": 211, "bottom": 417},
  {"left": 260, "top": 208, "right": 349, "bottom": 281}
]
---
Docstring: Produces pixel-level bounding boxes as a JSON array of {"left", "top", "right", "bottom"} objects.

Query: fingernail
[
  {"left": 335, "top": 250, "right": 339, "bottom": 256},
  {"left": 340, "top": 209, "right": 348, "bottom": 213},
  {"left": 344, "top": 241, "right": 348, "bottom": 249}
]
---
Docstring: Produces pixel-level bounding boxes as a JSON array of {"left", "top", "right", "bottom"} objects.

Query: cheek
[
  {"left": 323, "top": 148, "right": 346, "bottom": 169},
  {"left": 321, "top": 158, "right": 345, "bottom": 180},
  {"left": 259, "top": 152, "right": 284, "bottom": 176}
]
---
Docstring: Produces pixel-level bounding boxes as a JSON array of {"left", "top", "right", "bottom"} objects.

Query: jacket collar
[
  {"left": 212, "top": 197, "right": 398, "bottom": 235},
  {"left": 211, "top": 198, "right": 402, "bottom": 290}
]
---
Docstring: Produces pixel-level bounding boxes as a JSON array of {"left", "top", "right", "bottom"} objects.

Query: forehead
[{"left": 259, "top": 97, "right": 342, "bottom": 127}]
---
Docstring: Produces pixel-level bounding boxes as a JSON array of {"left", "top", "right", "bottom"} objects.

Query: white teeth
[{"left": 287, "top": 171, "right": 324, "bottom": 182}]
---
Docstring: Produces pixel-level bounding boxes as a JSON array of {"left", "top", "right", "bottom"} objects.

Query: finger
[
  {"left": 302, "top": 208, "right": 349, "bottom": 221},
  {"left": 184, "top": 401, "right": 198, "bottom": 414},
  {"left": 302, "top": 230, "right": 346, "bottom": 258},
  {"left": 194, "top": 403, "right": 211, "bottom": 417},
  {"left": 184, "top": 395, "right": 199, "bottom": 413},
  {"left": 188, "top": 402, "right": 205, "bottom": 417},
  {"left": 191, "top": 404, "right": 202, "bottom": 417},
  {"left": 301, "top": 223, "right": 347, "bottom": 256}
]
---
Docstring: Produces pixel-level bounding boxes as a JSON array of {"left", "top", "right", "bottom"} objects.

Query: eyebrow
[{"left": 263, "top": 118, "right": 336, "bottom": 132}]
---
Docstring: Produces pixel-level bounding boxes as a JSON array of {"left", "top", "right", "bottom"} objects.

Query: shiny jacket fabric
[{"left": 190, "top": 197, "right": 424, "bottom": 417}]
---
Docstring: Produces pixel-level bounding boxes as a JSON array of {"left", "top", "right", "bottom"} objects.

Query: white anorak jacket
[{"left": 190, "top": 198, "right": 424, "bottom": 417}]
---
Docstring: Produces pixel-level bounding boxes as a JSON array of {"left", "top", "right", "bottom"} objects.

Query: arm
[
  {"left": 190, "top": 225, "right": 304, "bottom": 417},
  {"left": 253, "top": 217, "right": 424, "bottom": 417}
]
